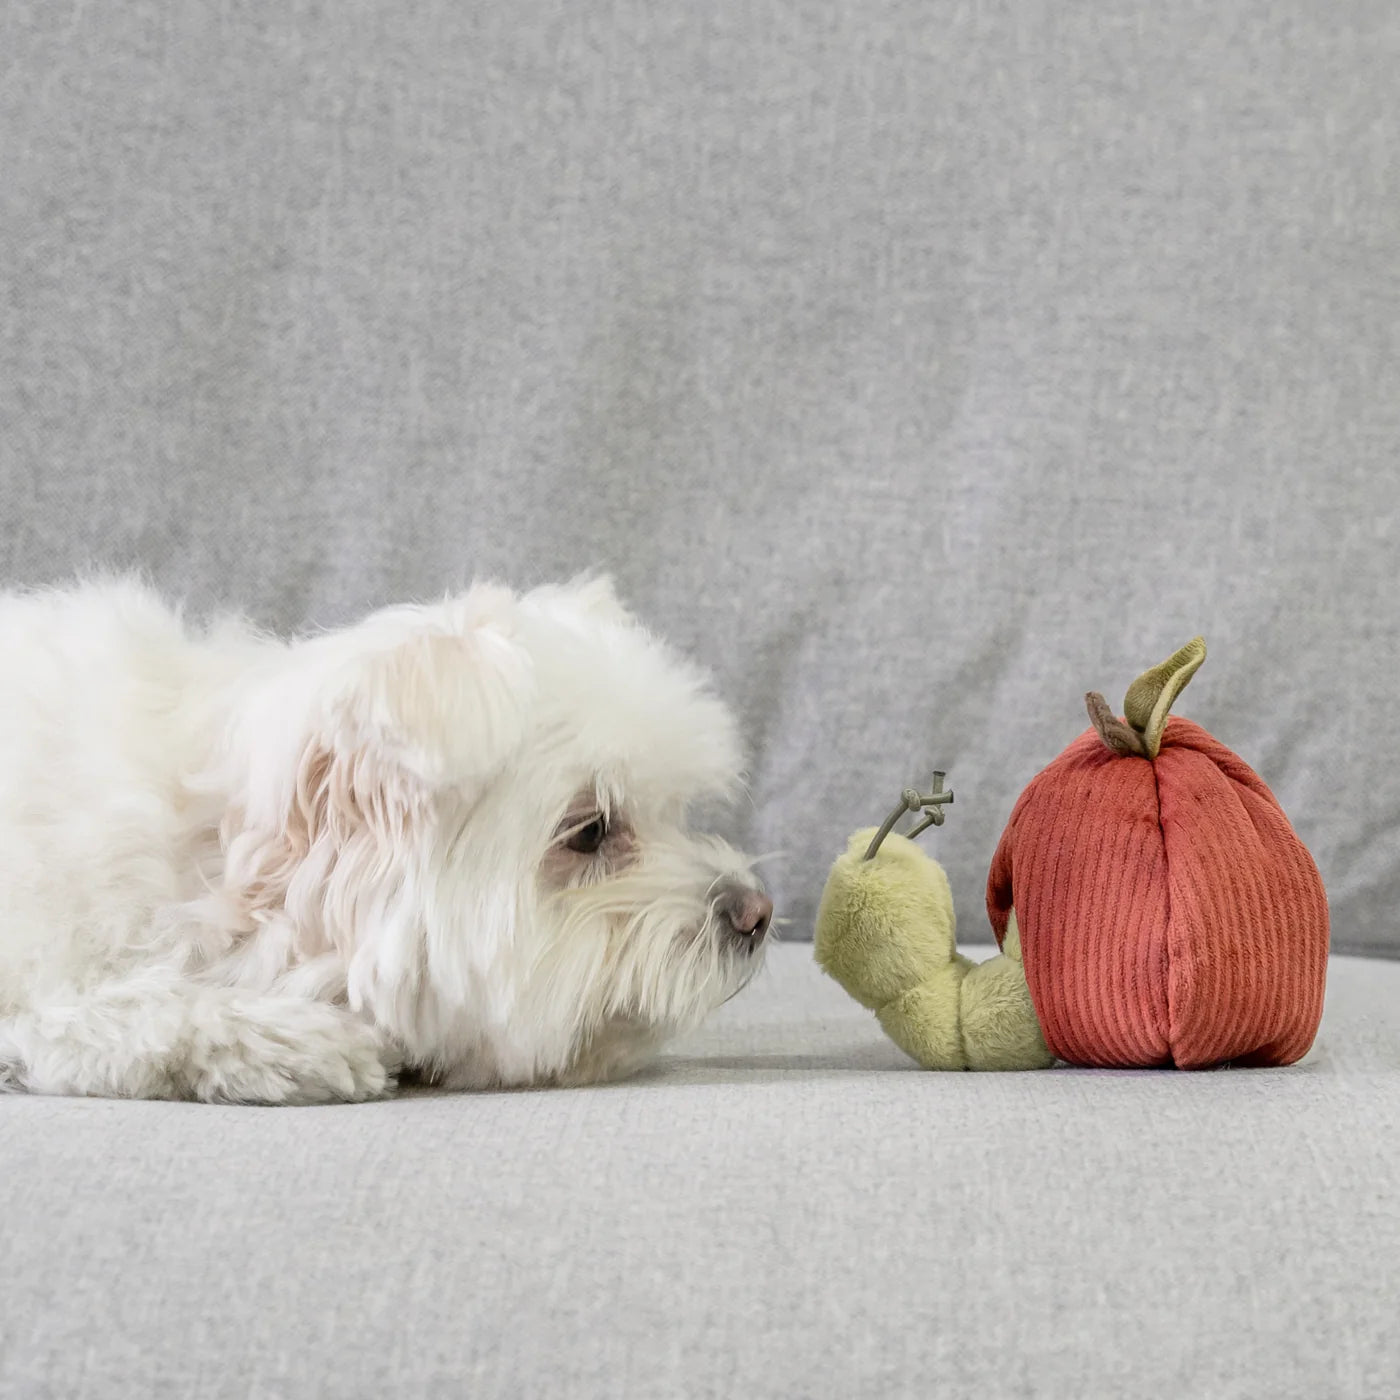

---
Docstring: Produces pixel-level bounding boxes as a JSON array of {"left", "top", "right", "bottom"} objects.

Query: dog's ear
[
  {"left": 341, "top": 605, "right": 533, "bottom": 792},
  {"left": 307, "top": 613, "right": 533, "bottom": 839},
  {"left": 219, "top": 591, "right": 533, "bottom": 935}
]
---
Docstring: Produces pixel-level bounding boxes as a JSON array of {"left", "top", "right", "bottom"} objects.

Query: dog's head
[{"left": 218, "top": 576, "right": 769, "bottom": 1087}]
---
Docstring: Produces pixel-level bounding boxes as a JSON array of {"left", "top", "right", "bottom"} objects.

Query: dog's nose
[{"left": 717, "top": 886, "right": 773, "bottom": 939}]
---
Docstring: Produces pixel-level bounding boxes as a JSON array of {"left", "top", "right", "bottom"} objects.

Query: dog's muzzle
[{"left": 714, "top": 884, "right": 773, "bottom": 950}]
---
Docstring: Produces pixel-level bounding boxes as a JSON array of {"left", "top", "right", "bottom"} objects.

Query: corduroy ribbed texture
[{"left": 986, "top": 717, "right": 1329, "bottom": 1069}]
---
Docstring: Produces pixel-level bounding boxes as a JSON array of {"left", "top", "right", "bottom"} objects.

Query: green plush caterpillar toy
[{"left": 813, "top": 778, "right": 1051, "bottom": 1071}]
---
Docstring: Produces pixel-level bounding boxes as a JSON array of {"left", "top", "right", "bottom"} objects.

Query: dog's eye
[{"left": 565, "top": 816, "right": 609, "bottom": 855}]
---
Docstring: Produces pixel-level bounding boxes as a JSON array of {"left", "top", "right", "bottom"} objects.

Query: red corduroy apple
[{"left": 985, "top": 638, "right": 1330, "bottom": 1069}]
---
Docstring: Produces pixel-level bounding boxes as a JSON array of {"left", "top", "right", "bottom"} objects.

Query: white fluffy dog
[{"left": 0, "top": 575, "right": 771, "bottom": 1103}]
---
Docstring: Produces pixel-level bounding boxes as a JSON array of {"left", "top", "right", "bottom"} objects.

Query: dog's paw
[
  {"left": 188, "top": 1000, "right": 397, "bottom": 1105},
  {"left": 0, "top": 1031, "right": 22, "bottom": 1094}
]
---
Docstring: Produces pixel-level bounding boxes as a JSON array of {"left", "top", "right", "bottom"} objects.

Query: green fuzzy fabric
[
  {"left": 814, "top": 831, "right": 958, "bottom": 1012},
  {"left": 814, "top": 832, "right": 1052, "bottom": 1071}
]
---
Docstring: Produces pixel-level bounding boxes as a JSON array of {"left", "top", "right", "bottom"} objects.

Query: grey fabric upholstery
[
  {"left": 3, "top": 14, "right": 1395, "bottom": 1395},
  {"left": 2, "top": 2, "right": 1396, "bottom": 952},
  {"left": 3, "top": 944, "right": 1398, "bottom": 1399}
]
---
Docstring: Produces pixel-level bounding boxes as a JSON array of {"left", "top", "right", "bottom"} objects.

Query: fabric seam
[{"left": 1152, "top": 754, "right": 1173, "bottom": 1061}]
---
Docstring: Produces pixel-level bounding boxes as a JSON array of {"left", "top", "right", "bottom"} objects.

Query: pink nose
[{"left": 718, "top": 887, "right": 773, "bottom": 938}]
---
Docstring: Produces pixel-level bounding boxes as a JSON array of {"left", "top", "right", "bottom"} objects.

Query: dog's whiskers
[{"left": 747, "top": 851, "right": 787, "bottom": 869}]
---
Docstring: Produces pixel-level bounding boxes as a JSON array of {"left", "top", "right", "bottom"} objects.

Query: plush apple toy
[{"left": 815, "top": 639, "right": 1330, "bottom": 1070}]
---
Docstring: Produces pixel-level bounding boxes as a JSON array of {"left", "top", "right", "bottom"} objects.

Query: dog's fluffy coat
[{"left": 0, "top": 576, "right": 767, "bottom": 1103}]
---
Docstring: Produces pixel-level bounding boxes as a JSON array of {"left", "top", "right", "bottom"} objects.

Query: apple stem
[
  {"left": 1085, "top": 691, "right": 1148, "bottom": 755},
  {"left": 1085, "top": 637, "right": 1208, "bottom": 760}
]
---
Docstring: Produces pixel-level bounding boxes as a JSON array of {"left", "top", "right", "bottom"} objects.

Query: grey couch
[
  {"left": 6, "top": 949, "right": 1399, "bottom": 1398},
  {"left": 3, "top": 3, "right": 1399, "bottom": 1395}
]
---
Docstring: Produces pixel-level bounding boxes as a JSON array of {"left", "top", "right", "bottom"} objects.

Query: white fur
[{"left": 0, "top": 575, "right": 767, "bottom": 1102}]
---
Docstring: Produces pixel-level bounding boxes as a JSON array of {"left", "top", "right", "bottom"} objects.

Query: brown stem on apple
[{"left": 1085, "top": 691, "right": 1149, "bottom": 756}]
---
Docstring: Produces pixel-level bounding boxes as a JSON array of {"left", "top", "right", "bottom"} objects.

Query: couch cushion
[{"left": 3, "top": 944, "right": 1397, "bottom": 1399}]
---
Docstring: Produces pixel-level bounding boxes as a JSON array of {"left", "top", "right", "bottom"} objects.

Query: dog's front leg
[{"left": 0, "top": 975, "right": 396, "bottom": 1104}]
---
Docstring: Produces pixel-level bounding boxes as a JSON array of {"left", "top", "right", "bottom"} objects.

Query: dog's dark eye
[{"left": 565, "top": 816, "right": 609, "bottom": 855}]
